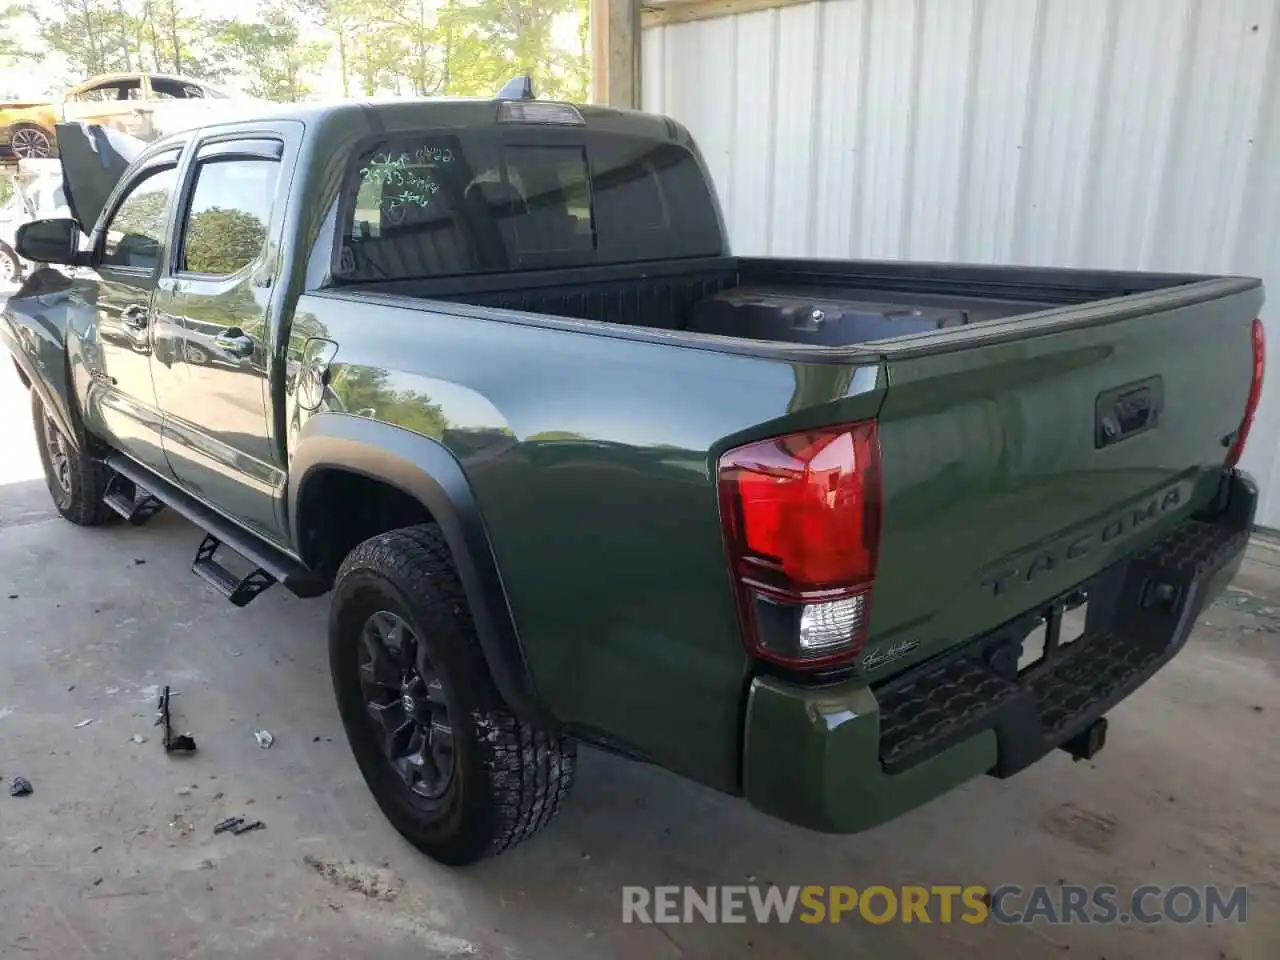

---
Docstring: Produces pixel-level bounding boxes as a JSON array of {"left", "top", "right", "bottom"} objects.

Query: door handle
[
  {"left": 214, "top": 329, "right": 255, "bottom": 359},
  {"left": 122, "top": 304, "right": 149, "bottom": 329}
]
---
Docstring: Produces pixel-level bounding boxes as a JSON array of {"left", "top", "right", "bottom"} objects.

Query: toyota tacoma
[{"left": 0, "top": 88, "right": 1265, "bottom": 865}]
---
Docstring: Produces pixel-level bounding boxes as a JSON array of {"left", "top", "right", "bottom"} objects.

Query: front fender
[
  {"left": 1, "top": 275, "right": 81, "bottom": 447},
  {"left": 288, "top": 412, "right": 546, "bottom": 727}
]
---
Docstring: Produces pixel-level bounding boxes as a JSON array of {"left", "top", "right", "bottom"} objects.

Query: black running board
[
  {"left": 193, "top": 533, "right": 278, "bottom": 607},
  {"left": 103, "top": 474, "right": 166, "bottom": 525},
  {"left": 104, "top": 454, "right": 327, "bottom": 601}
]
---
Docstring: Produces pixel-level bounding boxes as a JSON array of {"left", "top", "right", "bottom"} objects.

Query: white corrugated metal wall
[{"left": 642, "top": 0, "right": 1280, "bottom": 527}]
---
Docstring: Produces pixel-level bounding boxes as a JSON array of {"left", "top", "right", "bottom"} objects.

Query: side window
[
  {"left": 151, "top": 78, "right": 205, "bottom": 100},
  {"left": 72, "top": 80, "right": 142, "bottom": 102},
  {"left": 101, "top": 166, "right": 179, "bottom": 270},
  {"left": 178, "top": 158, "right": 279, "bottom": 276},
  {"left": 69, "top": 83, "right": 109, "bottom": 103}
]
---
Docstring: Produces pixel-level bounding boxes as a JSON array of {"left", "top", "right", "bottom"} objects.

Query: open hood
[{"left": 54, "top": 122, "right": 147, "bottom": 233}]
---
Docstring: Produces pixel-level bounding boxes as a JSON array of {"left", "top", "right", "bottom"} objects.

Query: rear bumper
[{"left": 742, "top": 471, "right": 1256, "bottom": 834}]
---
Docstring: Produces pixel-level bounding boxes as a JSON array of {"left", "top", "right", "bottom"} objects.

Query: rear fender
[
  {"left": 288, "top": 412, "right": 547, "bottom": 727},
  {"left": 1, "top": 283, "right": 80, "bottom": 447}
]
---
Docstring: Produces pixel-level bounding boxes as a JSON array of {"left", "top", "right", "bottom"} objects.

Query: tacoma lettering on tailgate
[{"left": 979, "top": 484, "right": 1186, "bottom": 598}]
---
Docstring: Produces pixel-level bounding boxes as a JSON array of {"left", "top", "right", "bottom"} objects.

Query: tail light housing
[
  {"left": 1225, "top": 318, "right": 1266, "bottom": 469},
  {"left": 717, "top": 421, "right": 882, "bottom": 670}
]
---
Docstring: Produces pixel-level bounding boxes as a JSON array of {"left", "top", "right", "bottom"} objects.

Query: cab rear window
[{"left": 335, "top": 129, "right": 724, "bottom": 282}]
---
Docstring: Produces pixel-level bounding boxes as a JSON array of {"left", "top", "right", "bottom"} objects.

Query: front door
[
  {"left": 78, "top": 158, "right": 181, "bottom": 479},
  {"left": 151, "top": 138, "right": 286, "bottom": 544}
]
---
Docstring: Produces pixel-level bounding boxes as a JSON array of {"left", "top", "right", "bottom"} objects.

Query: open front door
[{"left": 54, "top": 121, "right": 146, "bottom": 234}]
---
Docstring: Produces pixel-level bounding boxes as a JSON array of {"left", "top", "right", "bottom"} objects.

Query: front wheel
[
  {"left": 32, "top": 393, "right": 117, "bottom": 526},
  {"left": 330, "top": 524, "right": 576, "bottom": 866}
]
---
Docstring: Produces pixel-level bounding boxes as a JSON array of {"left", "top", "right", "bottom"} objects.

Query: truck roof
[
  {"left": 146, "top": 96, "right": 683, "bottom": 153},
  {"left": 58, "top": 92, "right": 703, "bottom": 242}
]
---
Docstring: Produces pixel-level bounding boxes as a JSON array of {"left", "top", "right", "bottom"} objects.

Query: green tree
[
  {"left": 30, "top": 0, "right": 229, "bottom": 86},
  {"left": 215, "top": 3, "right": 328, "bottom": 101},
  {"left": 137, "top": 0, "right": 232, "bottom": 79},
  {"left": 0, "top": 3, "right": 33, "bottom": 65},
  {"left": 184, "top": 206, "right": 267, "bottom": 276},
  {"left": 112, "top": 184, "right": 169, "bottom": 243},
  {"left": 444, "top": 0, "right": 587, "bottom": 100},
  {"left": 332, "top": 365, "right": 450, "bottom": 440},
  {"left": 346, "top": 0, "right": 447, "bottom": 97},
  {"left": 18, "top": 0, "right": 591, "bottom": 104},
  {"left": 33, "top": 0, "right": 119, "bottom": 78}
]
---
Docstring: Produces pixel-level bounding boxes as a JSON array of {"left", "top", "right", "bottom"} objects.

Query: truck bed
[{"left": 338, "top": 256, "right": 1212, "bottom": 349}]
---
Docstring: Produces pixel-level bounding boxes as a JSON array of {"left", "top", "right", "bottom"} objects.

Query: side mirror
[{"left": 15, "top": 218, "right": 82, "bottom": 266}]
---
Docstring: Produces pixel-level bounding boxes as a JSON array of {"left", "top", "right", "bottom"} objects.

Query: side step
[
  {"left": 192, "top": 534, "right": 278, "bottom": 607},
  {"left": 104, "top": 454, "right": 327, "bottom": 603},
  {"left": 103, "top": 475, "right": 167, "bottom": 526}
]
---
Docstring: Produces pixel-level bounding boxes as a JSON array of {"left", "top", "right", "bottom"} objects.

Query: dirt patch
[
  {"left": 302, "top": 855, "right": 402, "bottom": 902},
  {"left": 1041, "top": 802, "right": 1121, "bottom": 854}
]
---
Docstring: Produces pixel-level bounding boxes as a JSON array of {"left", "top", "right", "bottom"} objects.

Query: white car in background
[
  {"left": 2, "top": 72, "right": 264, "bottom": 159},
  {"left": 0, "top": 160, "right": 72, "bottom": 282}
]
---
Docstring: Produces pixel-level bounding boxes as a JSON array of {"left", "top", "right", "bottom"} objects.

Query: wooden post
[{"left": 591, "top": 0, "right": 641, "bottom": 108}]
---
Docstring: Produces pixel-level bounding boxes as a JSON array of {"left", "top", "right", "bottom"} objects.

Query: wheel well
[{"left": 298, "top": 468, "right": 434, "bottom": 585}]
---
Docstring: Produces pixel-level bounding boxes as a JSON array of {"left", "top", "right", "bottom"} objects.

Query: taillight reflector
[
  {"left": 1226, "top": 318, "right": 1265, "bottom": 469},
  {"left": 717, "top": 421, "right": 882, "bottom": 670}
]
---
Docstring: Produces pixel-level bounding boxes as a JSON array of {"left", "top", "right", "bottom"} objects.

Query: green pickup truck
[{"left": 1, "top": 88, "right": 1266, "bottom": 866}]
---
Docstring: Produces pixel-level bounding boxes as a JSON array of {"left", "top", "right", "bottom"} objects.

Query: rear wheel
[
  {"left": 9, "top": 123, "right": 53, "bottom": 160},
  {"left": 32, "top": 393, "right": 116, "bottom": 526},
  {"left": 330, "top": 524, "right": 576, "bottom": 865},
  {"left": 0, "top": 243, "right": 22, "bottom": 285}
]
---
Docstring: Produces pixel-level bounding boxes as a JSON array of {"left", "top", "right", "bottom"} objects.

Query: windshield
[{"left": 334, "top": 128, "right": 725, "bottom": 282}]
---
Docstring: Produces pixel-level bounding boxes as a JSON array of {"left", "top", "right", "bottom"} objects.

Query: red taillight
[
  {"left": 1226, "top": 318, "right": 1266, "bottom": 469},
  {"left": 717, "top": 421, "right": 882, "bottom": 670}
]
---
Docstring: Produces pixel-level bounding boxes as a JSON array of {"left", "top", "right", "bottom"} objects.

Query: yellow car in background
[{"left": 0, "top": 72, "right": 237, "bottom": 159}]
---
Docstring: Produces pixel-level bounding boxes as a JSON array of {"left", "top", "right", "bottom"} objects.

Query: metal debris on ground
[
  {"left": 213, "top": 816, "right": 264, "bottom": 836},
  {"left": 9, "top": 776, "right": 33, "bottom": 797},
  {"left": 130, "top": 734, "right": 148, "bottom": 744},
  {"left": 254, "top": 729, "right": 274, "bottom": 749},
  {"left": 157, "top": 685, "right": 197, "bottom": 753},
  {"left": 75, "top": 718, "right": 94, "bottom": 728}
]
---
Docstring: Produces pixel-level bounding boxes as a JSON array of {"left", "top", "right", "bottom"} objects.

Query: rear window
[{"left": 334, "top": 129, "right": 724, "bottom": 282}]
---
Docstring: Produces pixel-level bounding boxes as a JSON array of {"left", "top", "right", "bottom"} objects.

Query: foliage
[
  {"left": 0, "top": 3, "right": 29, "bottom": 65},
  {"left": 111, "top": 180, "right": 170, "bottom": 241},
  {"left": 215, "top": 4, "right": 329, "bottom": 101},
  {"left": 8, "top": 0, "right": 589, "bottom": 103},
  {"left": 184, "top": 206, "right": 267, "bottom": 275},
  {"left": 332, "top": 365, "right": 450, "bottom": 440}
]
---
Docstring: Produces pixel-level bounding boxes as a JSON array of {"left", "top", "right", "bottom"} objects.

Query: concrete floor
[{"left": 0, "top": 358, "right": 1277, "bottom": 960}]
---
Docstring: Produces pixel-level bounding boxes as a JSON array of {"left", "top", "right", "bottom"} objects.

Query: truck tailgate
[{"left": 863, "top": 279, "right": 1264, "bottom": 677}]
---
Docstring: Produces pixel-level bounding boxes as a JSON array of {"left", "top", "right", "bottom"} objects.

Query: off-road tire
[
  {"left": 330, "top": 523, "right": 576, "bottom": 866},
  {"left": 31, "top": 392, "right": 117, "bottom": 526}
]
